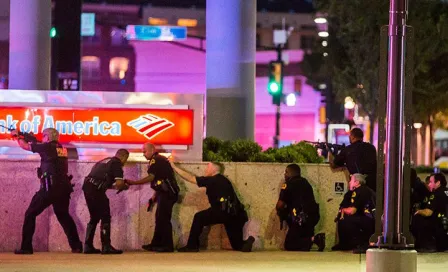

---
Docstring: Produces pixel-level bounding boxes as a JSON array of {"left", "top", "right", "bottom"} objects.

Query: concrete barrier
[{"left": 0, "top": 160, "right": 347, "bottom": 252}]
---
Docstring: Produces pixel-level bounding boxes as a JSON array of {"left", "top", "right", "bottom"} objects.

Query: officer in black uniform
[
  {"left": 82, "top": 149, "right": 130, "bottom": 254},
  {"left": 169, "top": 161, "right": 255, "bottom": 252},
  {"left": 410, "top": 169, "right": 430, "bottom": 216},
  {"left": 411, "top": 173, "right": 448, "bottom": 252},
  {"left": 276, "top": 164, "right": 325, "bottom": 251},
  {"left": 11, "top": 128, "right": 82, "bottom": 254},
  {"left": 331, "top": 128, "right": 377, "bottom": 191},
  {"left": 332, "top": 173, "right": 375, "bottom": 254},
  {"left": 126, "top": 142, "right": 179, "bottom": 252}
]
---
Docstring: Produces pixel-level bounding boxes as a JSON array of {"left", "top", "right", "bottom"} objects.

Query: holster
[
  {"left": 152, "top": 178, "right": 179, "bottom": 195},
  {"left": 41, "top": 174, "right": 72, "bottom": 192},
  {"left": 40, "top": 175, "right": 52, "bottom": 192},
  {"left": 220, "top": 197, "right": 241, "bottom": 216}
]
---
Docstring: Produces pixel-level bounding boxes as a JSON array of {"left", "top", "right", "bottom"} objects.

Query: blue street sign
[{"left": 126, "top": 25, "right": 187, "bottom": 41}]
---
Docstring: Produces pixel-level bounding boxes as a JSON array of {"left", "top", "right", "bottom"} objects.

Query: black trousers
[
  {"left": 21, "top": 187, "right": 81, "bottom": 251},
  {"left": 337, "top": 215, "right": 374, "bottom": 250},
  {"left": 83, "top": 183, "right": 111, "bottom": 225},
  {"left": 150, "top": 193, "right": 177, "bottom": 249},
  {"left": 284, "top": 220, "right": 314, "bottom": 251},
  {"left": 186, "top": 207, "right": 247, "bottom": 250},
  {"left": 411, "top": 215, "right": 448, "bottom": 251}
]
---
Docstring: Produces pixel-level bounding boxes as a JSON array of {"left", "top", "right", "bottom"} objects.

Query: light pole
[{"left": 366, "top": 0, "right": 417, "bottom": 271}]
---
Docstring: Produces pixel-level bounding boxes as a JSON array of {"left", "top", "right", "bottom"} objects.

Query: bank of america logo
[{"left": 127, "top": 114, "right": 174, "bottom": 139}]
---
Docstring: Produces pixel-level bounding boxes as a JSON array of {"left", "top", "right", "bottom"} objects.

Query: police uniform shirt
[
  {"left": 31, "top": 141, "right": 68, "bottom": 176},
  {"left": 196, "top": 174, "right": 236, "bottom": 209},
  {"left": 278, "top": 176, "right": 316, "bottom": 212},
  {"left": 424, "top": 187, "right": 448, "bottom": 219},
  {"left": 340, "top": 190, "right": 353, "bottom": 209},
  {"left": 88, "top": 157, "right": 124, "bottom": 188},
  {"left": 147, "top": 153, "right": 175, "bottom": 191},
  {"left": 348, "top": 185, "right": 373, "bottom": 216},
  {"left": 333, "top": 141, "right": 377, "bottom": 190}
]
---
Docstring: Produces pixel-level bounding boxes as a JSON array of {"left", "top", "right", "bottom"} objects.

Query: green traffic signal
[
  {"left": 50, "top": 27, "right": 57, "bottom": 38},
  {"left": 268, "top": 81, "right": 280, "bottom": 94}
]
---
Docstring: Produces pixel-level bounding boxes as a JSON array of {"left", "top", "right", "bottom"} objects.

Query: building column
[
  {"left": 206, "top": 0, "right": 256, "bottom": 141},
  {"left": 9, "top": 0, "right": 51, "bottom": 90}
]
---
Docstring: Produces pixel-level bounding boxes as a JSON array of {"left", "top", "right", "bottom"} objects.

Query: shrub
[{"left": 202, "top": 137, "right": 323, "bottom": 164}]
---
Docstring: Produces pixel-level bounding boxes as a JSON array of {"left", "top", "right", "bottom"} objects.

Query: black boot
[
  {"left": 314, "top": 233, "right": 326, "bottom": 252},
  {"left": 100, "top": 223, "right": 123, "bottom": 254},
  {"left": 84, "top": 223, "right": 101, "bottom": 254}
]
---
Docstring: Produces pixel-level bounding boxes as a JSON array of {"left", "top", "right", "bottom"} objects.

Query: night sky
[{"left": 82, "top": 0, "right": 315, "bottom": 13}]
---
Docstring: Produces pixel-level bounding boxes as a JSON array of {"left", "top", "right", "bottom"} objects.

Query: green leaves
[
  {"left": 202, "top": 137, "right": 324, "bottom": 163},
  {"left": 307, "top": 0, "right": 448, "bottom": 125}
]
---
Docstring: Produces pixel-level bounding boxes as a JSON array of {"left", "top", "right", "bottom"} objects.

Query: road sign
[
  {"left": 81, "top": 13, "right": 95, "bottom": 37},
  {"left": 126, "top": 25, "right": 187, "bottom": 41}
]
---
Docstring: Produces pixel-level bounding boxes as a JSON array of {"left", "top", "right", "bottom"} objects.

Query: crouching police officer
[
  {"left": 276, "top": 164, "right": 325, "bottom": 251},
  {"left": 82, "top": 149, "right": 130, "bottom": 254},
  {"left": 11, "top": 128, "right": 82, "bottom": 254},
  {"left": 126, "top": 143, "right": 179, "bottom": 252},
  {"left": 332, "top": 173, "right": 375, "bottom": 254},
  {"left": 170, "top": 161, "right": 255, "bottom": 252},
  {"left": 411, "top": 173, "right": 448, "bottom": 252}
]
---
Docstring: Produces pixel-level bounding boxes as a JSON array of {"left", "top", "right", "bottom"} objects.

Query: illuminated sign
[
  {"left": 81, "top": 13, "right": 95, "bottom": 37},
  {"left": 0, "top": 107, "right": 194, "bottom": 145},
  {"left": 126, "top": 25, "right": 187, "bottom": 41}
]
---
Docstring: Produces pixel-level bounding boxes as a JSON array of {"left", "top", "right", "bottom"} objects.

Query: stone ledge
[{"left": 0, "top": 160, "right": 346, "bottom": 252}]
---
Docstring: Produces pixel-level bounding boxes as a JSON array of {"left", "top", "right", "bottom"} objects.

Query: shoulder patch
[
  {"left": 150, "top": 159, "right": 156, "bottom": 166},
  {"left": 56, "top": 147, "right": 68, "bottom": 157},
  {"left": 351, "top": 191, "right": 356, "bottom": 198},
  {"left": 281, "top": 183, "right": 287, "bottom": 190}
]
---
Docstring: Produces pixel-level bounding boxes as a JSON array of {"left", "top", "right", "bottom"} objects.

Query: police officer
[
  {"left": 126, "top": 142, "right": 179, "bottom": 252},
  {"left": 411, "top": 173, "right": 448, "bottom": 252},
  {"left": 82, "top": 149, "right": 130, "bottom": 254},
  {"left": 332, "top": 173, "right": 375, "bottom": 254},
  {"left": 276, "top": 164, "right": 325, "bottom": 251},
  {"left": 170, "top": 161, "right": 255, "bottom": 252},
  {"left": 330, "top": 128, "right": 377, "bottom": 191},
  {"left": 11, "top": 128, "right": 82, "bottom": 254}
]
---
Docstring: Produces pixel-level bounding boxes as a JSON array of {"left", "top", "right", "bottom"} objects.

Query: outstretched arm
[
  {"left": 126, "top": 174, "right": 155, "bottom": 185},
  {"left": 169, "top": 161, "right": 197, "bottom": 185},
  {"left": 11, "top": 130, "right": 31, "bottom": 151}
]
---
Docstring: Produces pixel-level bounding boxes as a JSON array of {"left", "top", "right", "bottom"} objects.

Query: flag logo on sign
[{"left": 127, "top": 114, "right": 174, "bottom": 140}]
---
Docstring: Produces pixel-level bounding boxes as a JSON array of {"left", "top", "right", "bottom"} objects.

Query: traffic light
[
  {"left": 50, "top": 27, "right": 57, "bottom": 38},
  {"left": 268, "top": 61, "right": 284, "bottom": 105}
]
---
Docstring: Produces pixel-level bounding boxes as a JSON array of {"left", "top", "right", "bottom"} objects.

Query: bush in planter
[{"left": 203, "top": 137, "right": 323, "bottom": 163}]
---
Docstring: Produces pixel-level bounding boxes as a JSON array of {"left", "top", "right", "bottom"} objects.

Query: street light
[
  {"left": 318, "top": 31, "right": 329, "bottom": 37},
  {"left": 413, "top": 123, "right": 422, "bottom": 129},
  {"left": 285, "top": 93, "right": 296, "bottom": 107},
  {"left": 322, "top": 41, "right": 328, "bottom": 47},
  {"left": 314, "top": 18, "right": 327, "bottom": 24},
  {"left": 344, "top": 96, "right": 355, "bottom": 109}
]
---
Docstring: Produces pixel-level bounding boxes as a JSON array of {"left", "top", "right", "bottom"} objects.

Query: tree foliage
[{"left": 304, "top": 0, "right": 448, "bottom": 127}]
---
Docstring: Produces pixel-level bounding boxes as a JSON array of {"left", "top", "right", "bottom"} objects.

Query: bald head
[{"left": 142, "top": 142, "right": 156, "bottom": 160}]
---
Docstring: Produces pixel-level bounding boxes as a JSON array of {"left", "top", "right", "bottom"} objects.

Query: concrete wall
[{"left": 0, "top": 160, "right": 347, "bottom": 252}]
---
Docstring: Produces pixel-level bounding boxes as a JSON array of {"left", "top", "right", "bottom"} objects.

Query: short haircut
[
  {"left": 432, "top": 173, "right": 447, "bottom": 188},
  {"left": 352, "top": 173, "right": 367, "bottom": 185},
  {"left": 350, "top": 128, "right": 364, "bottom": 139},
  {"left": 286, "top": 163, "right": 301, "bottom": 177},
  {"left": 211, "top": 162, "right": 225, "bottom": 174},
  {"left": 115, "top": 149, "right": 129, "bottom": 158},
  {"left": 42, "top": 128, "right": 59, "bottom": 141}
]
